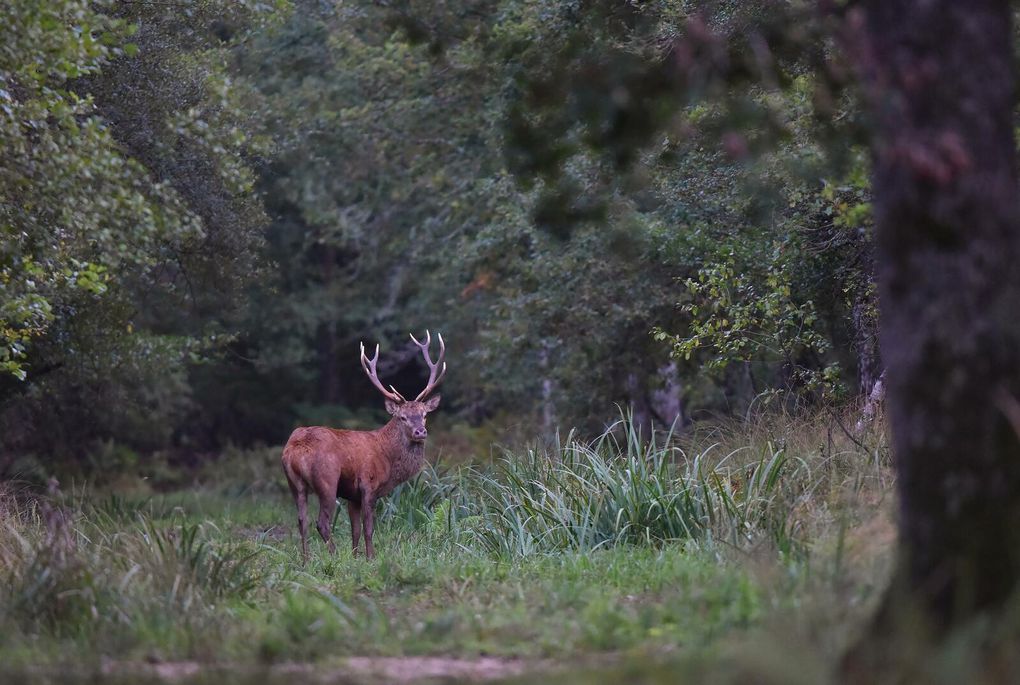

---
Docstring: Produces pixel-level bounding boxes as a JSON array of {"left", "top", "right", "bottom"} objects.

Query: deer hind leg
[
  {"left": 285, "top": 468, "right": 309, "bottom": 563},
  {"left": 316, "top": 492, "right": 338, "bottom": 555},
  {"left": 361, "top": 494, "right": 377, "bottom": 560},
  {"left": 347, "top": 499, "right": 362, "bottom": 556}
]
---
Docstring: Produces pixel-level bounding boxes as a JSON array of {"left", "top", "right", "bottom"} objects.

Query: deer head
[{"left": 360, "top": 330, "right": 446, "bottom": 443}]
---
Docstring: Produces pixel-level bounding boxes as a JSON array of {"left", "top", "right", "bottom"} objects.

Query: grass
[{"left": 0, "top": 410, "right": 895, "bottom": 683}]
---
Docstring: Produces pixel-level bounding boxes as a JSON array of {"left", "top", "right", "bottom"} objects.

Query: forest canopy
[{"left": 0, "top": 0, "right": 876, "bottom": 472}]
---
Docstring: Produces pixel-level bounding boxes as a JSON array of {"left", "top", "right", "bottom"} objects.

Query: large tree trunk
[{"left": 844, "top": 0, "right": 1020, "bottom": 675}]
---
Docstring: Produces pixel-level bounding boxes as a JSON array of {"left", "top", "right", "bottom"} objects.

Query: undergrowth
[
  {"left": 0, "top": 409, "right": 894, "bottom": 680},
  {"left": 388, "top": 410, "right": 890, "bottom": 561}
]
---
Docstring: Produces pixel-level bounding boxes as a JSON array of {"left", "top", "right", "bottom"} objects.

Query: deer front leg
[
  {"left": 361, "top": 494, "right": 377, "bottom": 560},
  {"left": 347, "top": 499, "right": 362, "bottom": 556}
]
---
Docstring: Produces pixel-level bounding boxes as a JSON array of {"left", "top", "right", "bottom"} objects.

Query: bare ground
[{"left": 84, "top": 655, "right": 562, "bottom": 683}]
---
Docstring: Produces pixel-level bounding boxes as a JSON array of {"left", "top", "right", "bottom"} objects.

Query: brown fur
[{"left": 281, "top": 396, "right": 439, "bottom": 560}]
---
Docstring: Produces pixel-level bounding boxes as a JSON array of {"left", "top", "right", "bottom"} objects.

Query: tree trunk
[
  {"left": 539, "top": 342, "right": 557, "bottom": 439},
  {"left": 722, "top": 361, "right": 755, "bottom": 417},
  {"left": 855, "top": 369, "right": 885, "bottom": 433},
  {"left": 625, "top": 371, "right": 654, "bottom": 441},
  {"left": 650, "top": 361, "right": 685, "bottom": 432},
  {"left": 844, "top": 0, "right": 1020, "bottom": 675},
  {"left": 851, "top": 281, "right": 881, "bottom": 398}
]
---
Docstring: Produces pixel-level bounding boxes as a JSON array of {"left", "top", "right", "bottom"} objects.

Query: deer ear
[
  {"left": 422, "top": 394, "right": 441, "bottom": 412},
  {"left": 384, "top": 399, "right": 401, "bottom": 415}
]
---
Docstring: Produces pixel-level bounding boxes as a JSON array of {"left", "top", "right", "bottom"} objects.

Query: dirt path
[{"left": 88, "top": 655, "right": 557, "bottom": 683}]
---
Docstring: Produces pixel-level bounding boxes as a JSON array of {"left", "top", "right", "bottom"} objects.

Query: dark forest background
[{"left": 4, "top": 0, "right": 879, "bottom": 476}]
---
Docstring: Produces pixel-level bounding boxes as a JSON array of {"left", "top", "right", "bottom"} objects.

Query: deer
[{"left": 281, "top": 331, "right": 446, "bottom": 561}]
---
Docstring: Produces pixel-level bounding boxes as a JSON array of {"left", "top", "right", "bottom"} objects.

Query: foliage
[
  {"left": 499, "top": 0, "right": 877, "bottom": 402},
  {"left": 201, "top": 0, "right": 869, "bottom": 443},
  {"left": 1, "top": 0, "right": 150, "bottom": 379},
  {"left": 658, "top": 248, "right": 838, "bottom": 397},
  {"left": 0, "top": 0, "right": 284, "bottom": 463},
  {"left": 656, "top": 140, "right": 876, "bottom": 400},
  {"left": 1, "top": 0, "right": 880, "bottom": 463}
]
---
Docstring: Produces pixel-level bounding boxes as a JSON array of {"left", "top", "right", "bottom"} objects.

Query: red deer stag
[{"left": 281, "top": 331, "right": 446, "bottom": 561}]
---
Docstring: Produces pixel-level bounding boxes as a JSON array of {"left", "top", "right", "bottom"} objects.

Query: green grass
[
  {"left": 0, "top": 493, "right": 772, "bottom": 663},
  {"left": 0, "top": 411, "right": 895, "bottom": 683}
]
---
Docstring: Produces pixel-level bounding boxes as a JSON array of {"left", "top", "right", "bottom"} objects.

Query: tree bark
[
  {"left": 851, "top": 281, "right": 881, "bottom": 398},
  {"left": 650, "top": 361, "right": 685, "bottom": 432},
  {"left": 844, "top": 0, "right": 1020, "bottom": 675},
  {"left": 855, "top": 368, "right": 885, "bottom": 433},
  {"left": 625, "top": 371, "right": 654, "bottom": 441},
  {"left": 539, "top": 342, "right": 557, "bottom": 440}
]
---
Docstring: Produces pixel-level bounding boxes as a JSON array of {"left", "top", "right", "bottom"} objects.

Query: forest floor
[{"left": 0, "top": 414, "right": 896, "bottom": 684}]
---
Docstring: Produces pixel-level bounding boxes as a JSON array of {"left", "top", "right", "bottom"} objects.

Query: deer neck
[{"left": 382, "top": 417, "right": 426, "bottom": 482}]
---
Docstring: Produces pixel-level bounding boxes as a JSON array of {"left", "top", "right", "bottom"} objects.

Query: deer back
[{"left": 282, "top": 420, "right": 424, "bottom": 499}]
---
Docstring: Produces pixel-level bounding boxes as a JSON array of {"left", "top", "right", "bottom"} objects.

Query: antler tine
[
  {"left": 409, "top": 329, "right": 430, "bottom": 348},
  {"left": 389, "top": 384, "right": 407, "bottom": 401},
  {"left": 360, "top": 341, "right": 405, "bottom": 403},
  {"left": 411, "top": 330, "right": 447, "bottom": 401}
]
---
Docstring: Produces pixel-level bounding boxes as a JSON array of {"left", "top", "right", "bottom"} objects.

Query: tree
[
  {"left": 0, "top": 0, "right": 138, "bottom": 382},
  {"left": 843, "top": 0, "right": 1020, "bottom": 674},
  {"left": 503, "top": 0, "right": 880, "bottom": 414},
  {"left": 0, "top": 0, "right": 279, "bottom": 467}
]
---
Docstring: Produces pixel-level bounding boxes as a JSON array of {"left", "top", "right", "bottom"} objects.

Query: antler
[
  {"left": 360, "top": 342, "right": 407, "bottom": 403},
  {"left": 410, "top": 330, "right": 447, "bottom": 401}
]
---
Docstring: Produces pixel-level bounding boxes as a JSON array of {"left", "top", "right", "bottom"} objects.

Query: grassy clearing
[{"left": 0, "top": 411, "right": 894, "bottom": 682}]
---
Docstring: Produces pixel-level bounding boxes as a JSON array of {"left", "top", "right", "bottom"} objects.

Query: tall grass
[
  {"left": 0, "top": 483, "right": 267, "bottom": 643},
  {"left": 377, "top": 410, "right": 885, "bottom": 560},
  {"left": 459, "top": 417, "right": 807, "bottom": 558}
]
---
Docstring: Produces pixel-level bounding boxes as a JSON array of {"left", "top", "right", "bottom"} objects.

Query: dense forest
[
  {"left": 1, "top": 0, "right": 877, "bottom": 472},
  {"left": 4, "top": 1, "right": 1020, "bottom": 683}
]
